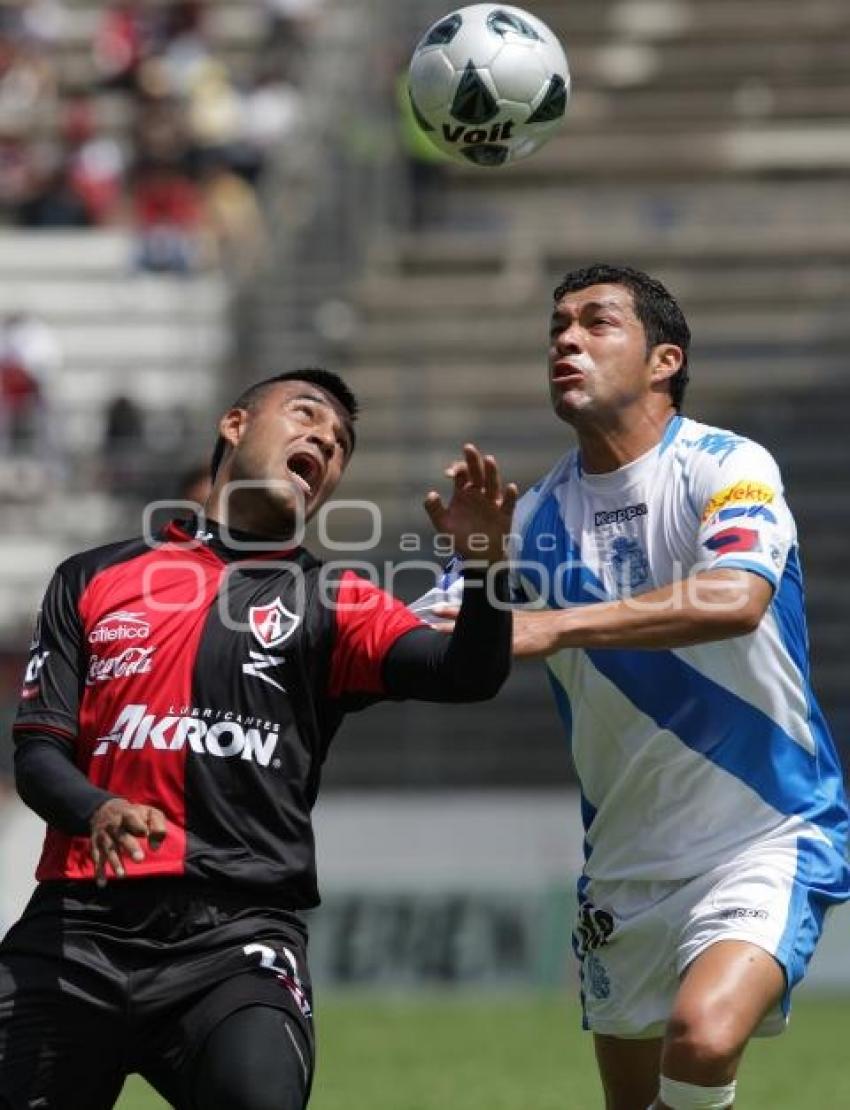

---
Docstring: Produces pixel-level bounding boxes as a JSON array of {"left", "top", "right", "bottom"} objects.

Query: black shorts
[{"left": 0, "top": 880, "right": 315, "bottom": 1110}]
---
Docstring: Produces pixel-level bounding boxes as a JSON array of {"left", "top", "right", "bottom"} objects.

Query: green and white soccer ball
[{"left": 408, "top": 4, "right": 570, "bottom": 167}]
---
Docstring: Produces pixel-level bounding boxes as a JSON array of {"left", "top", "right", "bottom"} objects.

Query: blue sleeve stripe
[
  {"left": 712, "top": 557, "right": 779, "bottom": 588},
  {"left": 659, "top": 413, "right": 683, "bottom": 454}
]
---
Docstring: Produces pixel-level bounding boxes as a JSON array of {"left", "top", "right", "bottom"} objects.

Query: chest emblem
[
  {"left": 249, "top": 597, "right": 301, "bottom": 649},
  {"left": 609, "top": 536, "right": 649, "bottom": 593}
]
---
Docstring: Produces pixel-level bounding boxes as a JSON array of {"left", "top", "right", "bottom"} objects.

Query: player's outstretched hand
[
  {"left": 424, "top": 444, "right": 518, "bottom": 566},
  {"left": 89, "top": 798, "right": 167, "bottom": 887}
]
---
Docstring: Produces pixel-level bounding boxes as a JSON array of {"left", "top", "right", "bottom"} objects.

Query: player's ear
[
  {"left": 649, "top": 343, "right": 683, "bottom": 386},
  {"left": 218, "top": 406, "right": 249, "bottom": 449}
]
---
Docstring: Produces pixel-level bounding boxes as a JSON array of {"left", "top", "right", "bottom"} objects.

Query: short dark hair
[
  {"left": 552, "top": 264, "right": 691, "bottom": 409},
  {"left": 210, "top": 368, "right": 359, "bottom": 480}
]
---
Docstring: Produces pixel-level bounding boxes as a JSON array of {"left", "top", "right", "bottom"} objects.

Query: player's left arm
[
  {"left": 514, "top": 438, "right": 791, "bottom": 659},
  {"left": 511, "top": 568, "right": 772, "bottom": 658}
]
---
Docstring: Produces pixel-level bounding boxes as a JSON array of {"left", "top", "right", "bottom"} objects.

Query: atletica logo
[
  {"left": 86, "top": 647, "right": 155, "bottom": 686},
  {"left": 92, "top": 703, "right": 281, "bottom": 766},
  {"left": 88, "top": 610, "right": 151, "bottom": 644}
]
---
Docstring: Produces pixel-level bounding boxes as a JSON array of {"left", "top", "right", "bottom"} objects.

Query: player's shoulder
[
  {"left": 673, "top": 416, "right": 782, "bottom": 484},
  {"left": 55, "top": 534, "right": 154, "bottom": 590},
  {"left": 513, "top": 448, "right": 578, "bottom": 537}
]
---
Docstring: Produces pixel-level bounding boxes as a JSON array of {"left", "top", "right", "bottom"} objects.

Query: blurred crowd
[
  {"left": 0, "top": 0, "right": 322, "bottom": 275},
  {"left": 0, "top": 0, "right": 326, "bottom": 474}
]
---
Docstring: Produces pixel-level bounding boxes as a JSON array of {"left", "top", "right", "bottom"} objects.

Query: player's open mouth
[
  {"left": 551, "top": 360, "right": 585, "bottom": 383},
  {"left": 286, "top": 452, "right": 323, "bottom": 497}
]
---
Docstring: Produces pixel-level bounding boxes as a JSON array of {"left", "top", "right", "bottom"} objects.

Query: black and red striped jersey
[{"left": 14, "top": 520, "right": 426, "bottom": 906}]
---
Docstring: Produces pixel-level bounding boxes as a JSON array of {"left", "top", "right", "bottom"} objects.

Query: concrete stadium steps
[
  {"left": 357, "top": 256, "right": 850, "bottom": 315},
  {"left": 0, "top": 230, "right": 228, "bottom": 627},
  {"left": 567, "top": 85, "right": 850, "bottom": 126},
  {"left": 531, "top": 0, "right": 849, "bottom": 40},
  {"left": 566, "top": 38, "right": 850, "bottom": 91},
  {"left": 347, "top": 310, "right": 850, "bottom": 361},
  {"left": 0, "top": 277, "right": 227, "bottom": 322},
  {"left": 0, "top": 232, "right": 133, "bottom": 275},
  {"left": 378, "top": 226, "right": 850, "bottom": 279},
  {"left": 0, "top": 487, "right": 130, "bottom": 629},
  {"left": 0, "top": 232, "right": 229, "bottom": 436}
]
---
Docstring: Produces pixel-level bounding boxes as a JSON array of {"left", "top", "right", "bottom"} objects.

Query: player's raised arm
[
  {"left": 422, "top": 443, "right": 518, "bottom": 569},
  {"left": 390, "top": 443, "right": 517, "bottom": 698}
]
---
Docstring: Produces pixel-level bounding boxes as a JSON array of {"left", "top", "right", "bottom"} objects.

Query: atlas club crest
[{"left": 249, "top": 598, "right": 300, "bottom": 649}]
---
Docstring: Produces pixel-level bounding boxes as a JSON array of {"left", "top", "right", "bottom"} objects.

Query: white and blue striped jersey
[{"left": 418, "top": 415, "right": 850, "bottom": 894}]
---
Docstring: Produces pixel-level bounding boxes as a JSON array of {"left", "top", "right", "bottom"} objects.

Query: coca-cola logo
[
  {"left": 86, "top": 646, "right": 156, "bottom": 686},
  {"left": 88, "top": 611, "right": 151, "bottom": 645}
]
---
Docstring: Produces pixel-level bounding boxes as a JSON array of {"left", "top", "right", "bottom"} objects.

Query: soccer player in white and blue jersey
[{"left": 423, "top": 265, "right": 849, "bottom": 1110}]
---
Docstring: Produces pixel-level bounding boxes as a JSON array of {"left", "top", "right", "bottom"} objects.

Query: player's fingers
[
  {"left": 146, "top": 808, "right": 168, "bottom": 850},
  {"left": 451, "top": 464, "right": 470, "bottom": 491},
  {"left": 104, "top": 841, "right": 126, "bottom": 880},
  {"left": 431, "top": 604, "right": 460, "bottom": 619},
  {"left": 91, "top": 840, "right": 107, "bottom": 887},
  {"left": 483, "top": 454, "right": 500, "bottom": 500},
  {"left": 423, "top": 492, "right": 446, "bottom": 529},
  {"left": 120, "top": 809, "right": 150, "bottom": 837},
  {"left": 502, "top": 482, "right": 519, "bottom": 517},
  {"left": 116, "top": 830, "right": 145, "bottom": 864},
  {"left": 430, "top": 622, "right": 456, "bottom": 634},
  {"left": 463, "top": 444, "right": 485, "bottom": 488}
]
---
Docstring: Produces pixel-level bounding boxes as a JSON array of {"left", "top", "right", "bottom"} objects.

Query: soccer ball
[{"left": 407, "top": 4, "right": 570, "bottom": 167}]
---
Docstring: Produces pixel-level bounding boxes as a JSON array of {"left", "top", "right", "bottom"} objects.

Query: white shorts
[{"left": 573, "top": 834, "right": 837, "bottom": 1039}]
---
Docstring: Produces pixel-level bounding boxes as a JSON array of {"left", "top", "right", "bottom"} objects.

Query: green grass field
[{"left": 116, "top": 992, "right": 849, "bottom": 1109}]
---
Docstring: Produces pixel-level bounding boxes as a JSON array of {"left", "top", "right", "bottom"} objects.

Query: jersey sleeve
[
  {"left": 408, "top": 555, "right": 465, "bottom": 624},
  {"left": 328, "top": 571, "right": 427, "bottom": 697},
  {"left": 688, "top": 438, "right": 795, "bottom": 589},
  {"left": 15, "top": 564, "right": 85, "bottom": 739}
]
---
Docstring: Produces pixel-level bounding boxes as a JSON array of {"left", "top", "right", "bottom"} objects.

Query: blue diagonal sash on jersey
[
  {"left": 521, "top": 495, "right": 849, "bottom": 855},
  {"left": 519, "top": 491, "right": 608, "bottom": 607}
]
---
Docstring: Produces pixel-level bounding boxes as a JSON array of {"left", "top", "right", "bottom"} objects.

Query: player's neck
[
  {"left": 204, "top": 493, "right": 297, "bottom": 543},
  {"left": 576, "top": 407, "right": 677, "bottom": 475}
]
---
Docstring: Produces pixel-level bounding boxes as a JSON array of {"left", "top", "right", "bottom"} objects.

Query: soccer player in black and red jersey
[{"left": 0, "top": 369, "right": 516, "bottom": 1110}]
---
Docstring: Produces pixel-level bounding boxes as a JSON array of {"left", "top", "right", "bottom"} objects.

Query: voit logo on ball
[{"left": 408, "top": 4, "right": 570, "bottom": 166}]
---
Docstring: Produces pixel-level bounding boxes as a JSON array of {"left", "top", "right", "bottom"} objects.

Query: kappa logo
[
  {"left": 249, "top": 598, "right": 300, "bottom": 649},
  {"left": 719, "top": 907, "right": 769, "bottom": 921},
  {"left": 595, "top": 503, "right": 648, "bottom": 528},
  {"left": 92, "top": 703, "right": 280, "bottom": 765},
  {"left": 88, "top": 610, "right": 150, "bottom": 645},
  {"left": 701, "top": 481, "right": 775, "bottom": 523}
]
